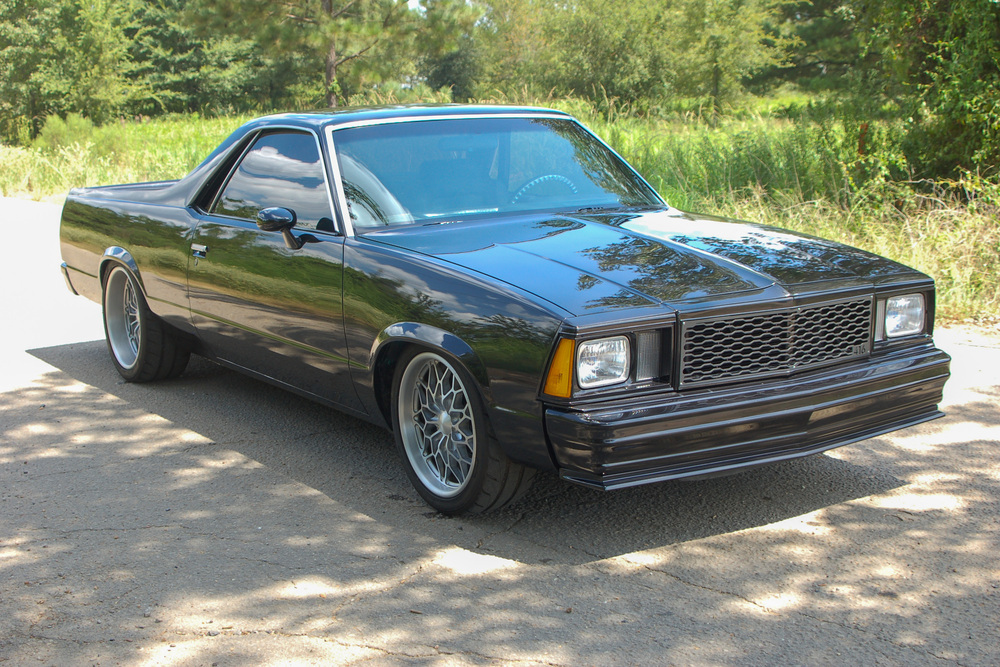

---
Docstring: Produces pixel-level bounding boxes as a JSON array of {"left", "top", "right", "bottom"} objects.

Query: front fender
[
  {"left": 342, "top": 238, "right": 564, "bottom": 471},
  {"left": 366, "top": 322, "right": 558, "bottom": 472}
]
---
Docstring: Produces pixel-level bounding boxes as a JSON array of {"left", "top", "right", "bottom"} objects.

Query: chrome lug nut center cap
[{"left": 437, "top": 411, "right": 454, "bottom": 437}]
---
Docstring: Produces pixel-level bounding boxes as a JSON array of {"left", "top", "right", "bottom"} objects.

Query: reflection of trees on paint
[
  {"left": 664, "top": 229, "right": 906, "bottom": 280},
  {"left": 582, "top": 235, "right": 752, "bottom": 302},
  {"left": 343, "top": 264, "right": 556, "bottom": 376}
]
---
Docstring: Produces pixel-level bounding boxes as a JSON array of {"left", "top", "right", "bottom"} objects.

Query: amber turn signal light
[{"left": 543, "top": 338, "right": 575, "bottom": 398}]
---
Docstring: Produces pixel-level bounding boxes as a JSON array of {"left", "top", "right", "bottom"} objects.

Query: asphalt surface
[{"left": 2, "top": 196, "right": 999, "bottom": 666}]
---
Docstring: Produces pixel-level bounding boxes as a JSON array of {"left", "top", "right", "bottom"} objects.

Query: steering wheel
[{"left": 510, "top": 174, "right": 578, "bottom": 205}]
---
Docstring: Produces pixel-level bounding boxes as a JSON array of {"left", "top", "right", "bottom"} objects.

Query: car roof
[{"left": 253, "top": 104, "right": 572, "bottom": 131}]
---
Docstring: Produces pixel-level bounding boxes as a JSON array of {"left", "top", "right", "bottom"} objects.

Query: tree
[
  {"left": 465, "top": 0, "right": 796, "bottom": 111},
  {"left": 750, "top": 0, "right": 868, "bottom": 94},
  {"left": 0, "top": 0, "right": 136, "bottom": 141},
  {"left": 918, "top": 0, "right": 1000, "bottom": 175},
  {"left": 843, "top": 0, "right": 1000, "bottom": 176},
  {"left": 668, "top": 0, "right": 796, "bottom": 113},
  {"left": 469, "top": 0, "right": 553, "bottom": 98},
  {"left": 191, "top": 0, "right": 451, "bottom": 107},
  {"left": 543, "top": 0, "right": 673, "bottom": 105},
  {"left": 462, "top": 0, "right": 674, "bottom": 105},
  {"left": 417, "top": 0, "right": 482, "bottom": 99},
  {"left": 128, "top": 0, "right": 308, "bottom": 115}
]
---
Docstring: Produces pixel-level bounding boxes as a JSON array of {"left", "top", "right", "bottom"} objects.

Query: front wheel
[
  {"left": 102, "top": 265, "right": 189, "bottom": 382},
  {"left": 392, "top": 349, "right": 534, "bottom": 514}
]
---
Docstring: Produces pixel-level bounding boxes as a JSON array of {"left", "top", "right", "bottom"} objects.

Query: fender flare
[
  {"left": 370, "top": 322, "right": 490, "bottom": 393},
  {"left": 99, "top": 247, "right": 142, "bottom": 289}
]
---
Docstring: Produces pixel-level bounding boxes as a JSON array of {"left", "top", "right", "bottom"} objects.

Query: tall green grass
[
  {"left": 2, "top": 106, "right": 997, "bottom": 321},
  {"left": 0, "top": 114, "right": 252, "bottom": 197},
  {"left": 567, "top": 102, "right": 908, "bottom": 211}
]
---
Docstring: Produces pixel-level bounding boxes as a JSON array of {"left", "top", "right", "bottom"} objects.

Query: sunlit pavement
[{"left": 2, "top": 197, "right": 998, "bottom": 665}]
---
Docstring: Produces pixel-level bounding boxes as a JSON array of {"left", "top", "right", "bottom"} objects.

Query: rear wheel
[
  {"left": 392, "top": 349, "right": 534, "bottom": 514},
  {"left": 102, "top": 265, "right": 189, "bottom": 382}
]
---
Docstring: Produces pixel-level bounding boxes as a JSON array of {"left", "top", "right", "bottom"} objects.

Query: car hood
[{"left": 365, "top": 207, "right": 919, "bottom": 317}]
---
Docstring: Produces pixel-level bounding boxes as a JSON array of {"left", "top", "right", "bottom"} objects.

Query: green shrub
[
  {"left": 32, "top": 114, "right": 96, "bottom": 153},
  {"left": 0, "top": 115, "right": 31, "bottom": 146}
]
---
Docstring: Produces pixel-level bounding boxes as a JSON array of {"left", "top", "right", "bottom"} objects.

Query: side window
[{"left": 212, "top": 131, "right": 335, "bottom": 232}]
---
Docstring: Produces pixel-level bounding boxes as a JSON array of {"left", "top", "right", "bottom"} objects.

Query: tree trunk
[
  {"left": 322, "top": 0, "right": 338, "bottom": 107},
  {"left": 710, "top": 38, "right": 721, "bottom": 125},
  {"left": 326, "top": 38, "right": 339, "bottom": 108}
]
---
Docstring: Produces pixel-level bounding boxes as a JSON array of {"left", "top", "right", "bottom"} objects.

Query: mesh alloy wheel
[
  {"left": 397, "top": 352, "right": 477, "bottom": 498},
  {"left": 104, "top": 266, "right": 142, "bottom": 371}
]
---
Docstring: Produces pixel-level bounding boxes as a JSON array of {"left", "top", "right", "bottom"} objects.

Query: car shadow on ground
[{"left": 29, "top": 340, "right": 908, "bottom": 565}]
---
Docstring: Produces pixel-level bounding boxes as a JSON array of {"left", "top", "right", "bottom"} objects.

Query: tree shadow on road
[
  {"left": 7, "top": 341, "right": 997, "bottom": 665},
  {"left": 25, "top": 340, "right": 912, "bottom": 564}
]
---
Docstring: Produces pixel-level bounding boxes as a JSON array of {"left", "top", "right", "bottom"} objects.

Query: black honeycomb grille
[{"left": 680, "top": 298, "right": 872, "bottom": 387}]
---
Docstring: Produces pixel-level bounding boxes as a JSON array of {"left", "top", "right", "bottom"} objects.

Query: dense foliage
[{"left": 2, "top": 0, "right": 998, "bottom": 179}]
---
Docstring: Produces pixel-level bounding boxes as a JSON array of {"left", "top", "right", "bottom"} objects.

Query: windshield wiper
[
  {"left": 572, "top": 204, "right": 660, "bottom": 214},
  {"left": 572, "top": 205, "right": 619, "bottom": 214}
]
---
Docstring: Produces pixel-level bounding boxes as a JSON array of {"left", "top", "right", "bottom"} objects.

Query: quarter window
[{"left": 213, "top": 131, "right": 335, "bottom": 232}]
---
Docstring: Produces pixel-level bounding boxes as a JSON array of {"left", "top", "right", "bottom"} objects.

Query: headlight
[
  {"left": 577, "top": 336, "right": 630, "bottom": 388},
  {"left": 885, "top": 294, "right": 925, "bottom": 338}
]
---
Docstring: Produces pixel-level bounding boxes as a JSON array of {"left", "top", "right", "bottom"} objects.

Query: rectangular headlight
[
  {"left": 885, "top": 294, "right": 925, "bottom": 338},
  {"left": 577, "top": 336, "right": 630, "bottom": 388}
]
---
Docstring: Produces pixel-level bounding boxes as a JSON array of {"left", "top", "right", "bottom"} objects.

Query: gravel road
[{"left": 2, "top": 197, "right": 998, "bottom": 665}]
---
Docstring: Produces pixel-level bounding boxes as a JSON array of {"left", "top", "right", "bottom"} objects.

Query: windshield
[{"left": 330, "top": 117, "right": 662, "bottom": 230}]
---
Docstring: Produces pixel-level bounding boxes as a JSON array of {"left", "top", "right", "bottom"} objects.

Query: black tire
[
  {"left": 391, "top": 348, "right": 535, "bottom": 515},
  {"left": 102, "top": 265, "right": 190, "bottom": 382}
]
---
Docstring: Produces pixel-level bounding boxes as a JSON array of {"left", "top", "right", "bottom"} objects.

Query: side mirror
[
  {"left": 256, "top": 207, "right": 314, "bottom": 250},
  {"left": 256, "top": 207, "right": 297, "bottom": 233}
]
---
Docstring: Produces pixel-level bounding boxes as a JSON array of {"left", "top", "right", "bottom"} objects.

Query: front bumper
[{"left": 545, "top": 343, "right": 951, "bottom": 490}]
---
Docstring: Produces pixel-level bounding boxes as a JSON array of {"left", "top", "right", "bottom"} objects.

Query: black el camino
[{"left": 59, "top": 105, "right": 951, "bottom": 514}]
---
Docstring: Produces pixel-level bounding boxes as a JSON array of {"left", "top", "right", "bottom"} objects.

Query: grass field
[
  {"left": 0, "top": 114, "right": 253, "bottom": 196},
  {"left": 2, "top": 106, "right": 997, "bottom": 322}
]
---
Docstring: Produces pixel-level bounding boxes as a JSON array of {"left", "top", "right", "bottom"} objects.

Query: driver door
[{"left": 187, "top": 129, "right": 363, "bottom": 412}]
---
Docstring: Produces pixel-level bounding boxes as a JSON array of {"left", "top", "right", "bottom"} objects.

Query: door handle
[{"left": 191, "top": 244, "right": 208, "bottom": 259}]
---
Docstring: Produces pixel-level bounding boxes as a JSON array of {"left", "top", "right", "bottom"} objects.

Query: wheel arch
[
  {"left": 99, "top": 252, "right": 192, "bottom": 383},
  {"left": 369, "top": 323, "right": 490, "bottom": 427},
  {"left": 99, "top": 247, "right": 143, "bottom": 290}
]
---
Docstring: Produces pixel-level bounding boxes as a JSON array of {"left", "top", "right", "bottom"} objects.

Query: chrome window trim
[
  {"left": 326, "top": 112, "right": 570, "bottom": 133},
  {"left": 201, "top": 128, "right": 260, "bottom": 214},
  {"left": 207, "top": 125, "right": 340, "bottom": 236},
  {"left": 325, "top": 128, "right": 354, "bottom": 238}
]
